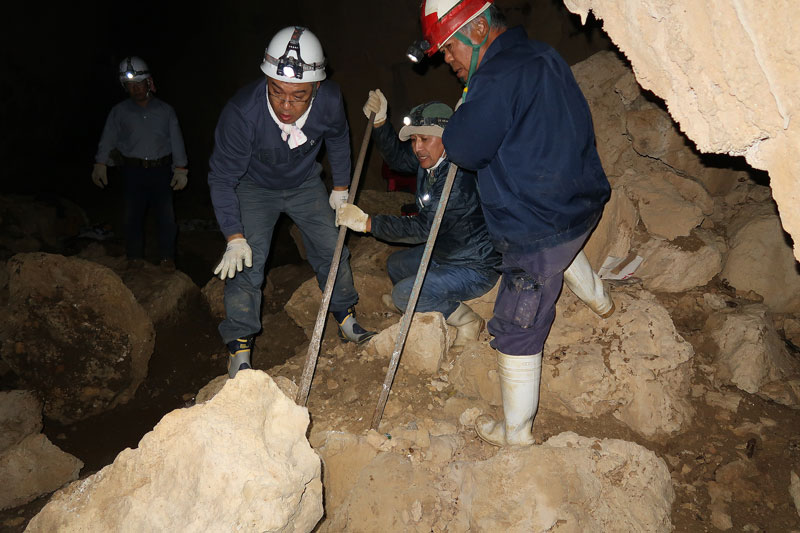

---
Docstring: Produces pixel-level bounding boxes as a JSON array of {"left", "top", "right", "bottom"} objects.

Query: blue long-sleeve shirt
[
  {"left": 370, "top": 120, "right": 499, "bottom": 272},
  {"left": 95, "top": 97, "right": 188, "bottom": 168},
  {"left": 207, "top": 78, "right": 351, "bottom": 238},
  {"left": 443, "top": 27, "right": 610, "bottom": 254}
]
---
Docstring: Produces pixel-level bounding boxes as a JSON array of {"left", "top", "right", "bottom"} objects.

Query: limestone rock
[
  {"left": 0, "top": 253, "right": 154, "bottom": 423},
  {"left": 26, "top": 371, "right": 323, "bottom": 532},
  {"left": 620, "top": 170, "right": 706, "bottom": 240},
  {"left": 636, "top": 229, "right": 726, "bottom": 292},
  {"left": 0, "top": 390, "right": 42, "bottom": 453},
  {"left": 583, "top": 187, "right": 640, "bottom": 271},
  {"left": 543, "top": 289, "right": 695, "bottom": 438},
  {"left": 367, "top": 312, "right": 453, "bottom": 374},
  {"left": 563, "top": 0, "right": 800, "bottom": 263},
  {"left": 0, "top": 433, "right": 82, "bottom": 510},
  {"left": 708, "top": 304, "right": 800, "bottom": 407},
  {"left": 0, "top": 195, "right": 88, "bottom": 254},
  {"left": 449, "top": 432, "right": 674, "bottom": 532},
  {"left": 119, "top": 266, "right": 199, "bottom": 324},
  {"left": 721, "top": 202, "right": 800, "bottom": 313},
  {"left": 449, "top": 346, "right": 501, "bottom": 406}
]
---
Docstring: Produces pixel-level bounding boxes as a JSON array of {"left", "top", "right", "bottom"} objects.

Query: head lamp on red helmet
[
  {"left": 420, "top": 0, "right": 494, "bottom": 56},
  {"left": 413, "top": 0, "right": 494, "bottom": 99}
]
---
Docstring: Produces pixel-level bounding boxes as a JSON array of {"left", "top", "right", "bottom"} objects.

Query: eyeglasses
[{"left": 268, "top": 91, "right": 312, "bottom": 106}]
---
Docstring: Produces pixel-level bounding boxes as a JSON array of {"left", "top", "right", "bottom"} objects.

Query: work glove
[
  {"left": 329, "top": 188, "right": 349, "bottom": 210},
  {"left": 170, "top": 167, "right": 188, "bottom": 190},
  {"left": 336, "top": 203, "right": 369, "bottom": 233},
  {"left": 91, "top": 163, "right": 108, "bottom": 189},
  {"left": 213, "top": 237, "right": 253, "bottom": 280},
  {"left": 362, "top": 89, "right": 387, "bottom": 126}
]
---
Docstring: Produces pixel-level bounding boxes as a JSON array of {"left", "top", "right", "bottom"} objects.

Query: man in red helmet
[{"left": 413, "top": 0, "right": 611, "bottom": 447}]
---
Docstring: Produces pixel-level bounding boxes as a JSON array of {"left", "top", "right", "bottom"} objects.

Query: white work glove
[
  {"left": 170, "top": 168, "right": 188, "bottom": 190},
  {"left": 329, "top": 189, "right": 349, "bottom": 210},
  {"left": 91, "top": 163, "right": 108, "bottom": 189},
  {"left": 362, "top": 89, "right": 388, "bottom": 125},
  {"left": 213, "top": 237, "right": 253, "bottom": 280},
  {"left": 336, "top": 203, "right": 369, "bottom": 233}
]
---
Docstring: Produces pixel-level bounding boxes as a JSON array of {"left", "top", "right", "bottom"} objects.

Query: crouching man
[{"left": 336, "top": 92, "right": 500, "bottom": 346}]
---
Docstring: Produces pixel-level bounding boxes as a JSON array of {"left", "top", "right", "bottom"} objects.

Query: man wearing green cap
[{"left": 335, "top": 90, "right": 500, "bottom": 346}]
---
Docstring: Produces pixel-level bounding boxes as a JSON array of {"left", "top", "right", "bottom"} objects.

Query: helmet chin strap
[{"left": 453, "top": 10, "right": 492, "bottom": 102}]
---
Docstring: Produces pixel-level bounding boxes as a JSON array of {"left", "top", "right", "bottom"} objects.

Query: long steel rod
[
  {"left": 296, "top": 112, "right": 376, "bottom": 406},
  {"left": 371, "top": 161, "right": 459, "bottom": 429}
]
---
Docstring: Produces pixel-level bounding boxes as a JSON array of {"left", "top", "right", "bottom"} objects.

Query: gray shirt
[{"left": 95, "top": 97, "right": 188, "bottom": 168}]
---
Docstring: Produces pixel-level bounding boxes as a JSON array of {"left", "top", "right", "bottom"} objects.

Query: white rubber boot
[
  {"left": 563, "top": 251, "right": 615, "bottom": 318},
  {"left": 445, "top": 303, "right": 484, "bottom": 347},
  {"left": 475, "top": 351, "right": 541, "bottom": 446}
]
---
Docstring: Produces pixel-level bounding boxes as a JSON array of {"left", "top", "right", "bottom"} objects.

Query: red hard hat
[{"left": 420, "top": 0, "right": 494, "bottom": 55}]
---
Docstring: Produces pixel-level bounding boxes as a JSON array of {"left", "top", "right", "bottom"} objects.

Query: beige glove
[
  {"left": 329, "top": 189, "right": 349, "bottom": 210},
  {"left": 336, "top": 203, "right": 369, "bottom": 233},
  {"left": 170, "top": 168, "right": 188, "bottom": 191},
  {"left": 91, "top": 163, "right": 108, "bottom": 188},
  {"left": 213, "top": 238, "right": 253, "bottom": 280},
  {"left": 362, "top": 89, "right": 387, "bottom": 125}
]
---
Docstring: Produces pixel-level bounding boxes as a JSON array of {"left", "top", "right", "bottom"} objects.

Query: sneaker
[
  {"left": 226, "top": 337, "right": 253, "bottom": 378},
  {"left": 159, "top": 259, "right": 176, "bottom": 273},
  {"left": 331, "top": 306, "right": 377, "bottom": 345}
]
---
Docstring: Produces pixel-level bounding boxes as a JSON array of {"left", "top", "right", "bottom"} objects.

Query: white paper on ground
[{"left": 599, "top": 253, "right": 643, "bottom": 280}]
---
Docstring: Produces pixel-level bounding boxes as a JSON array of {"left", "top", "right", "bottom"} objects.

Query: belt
[{"left": 122, "top": 154, "right": 173, "bottom": 168}]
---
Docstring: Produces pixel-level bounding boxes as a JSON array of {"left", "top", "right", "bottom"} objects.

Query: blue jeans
[
  {"left": 387, "top": 245, "right": 499, "bottom": 317},
  {"left": 219, "top": 175, "right": 359, "bottom": 343},
  {"left": 122, "top": 165, "right": 177, "bottom": 260},
  {"left": 488, "top": 229, "right": 591, "bottom": 355}
]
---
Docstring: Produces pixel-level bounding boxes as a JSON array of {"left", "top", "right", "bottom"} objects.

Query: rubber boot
[
  {"left": 475, "top": 351, "right": 541, "bottom": 446},
  {"left": 563, "top": 251, "right": 615, "bottom": 318},
  {"left": 226, "top": 337, "right": 253, "bottom": 378},
  {"left": 445, "top": 303, "right": 484, "bottom": 347},
  {"left": 332, "top": 307, "right": 377, "bottom": 345}
]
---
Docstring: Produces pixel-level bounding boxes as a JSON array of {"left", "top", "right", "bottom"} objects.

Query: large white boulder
[{"left": 26, "top": 371, "right": 323, "bottom": 532}]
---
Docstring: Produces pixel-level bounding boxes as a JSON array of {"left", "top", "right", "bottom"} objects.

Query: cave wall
[{"left": 564, "top": 0, "right": 800, "bottom": 261}]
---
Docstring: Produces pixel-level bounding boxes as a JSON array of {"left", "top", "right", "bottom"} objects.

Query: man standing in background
[{"left": 93, "top": 56, "right": 188, "bottom": 272}]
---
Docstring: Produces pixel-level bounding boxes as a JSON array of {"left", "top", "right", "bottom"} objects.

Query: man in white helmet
[
  {"left": 208, "top": 26, "right": 376, "bottom": 379},
  {"left": 93, "top": 56, "right": 189, "bottom": 272},
  {"left": 412, "top": 0, "right": 613, "bottom": 446}
]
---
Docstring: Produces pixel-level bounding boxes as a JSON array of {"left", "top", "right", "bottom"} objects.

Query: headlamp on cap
[
  {"left": 406, "top": 40, "right": 431, "bottom": 63},
  {"left": 264, "top": 27, "right": 326, "bottom": 81},
  {"left": 397, "top": 101, "right": 454, "bottom": 141}
]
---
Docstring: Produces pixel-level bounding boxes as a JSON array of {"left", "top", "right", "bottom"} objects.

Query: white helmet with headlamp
[
  {"left": 118, "top": 56, "right": 152, "bottom": 87},
  {"left": 260, "top": 26, "right": 327, "bottom": 83}
]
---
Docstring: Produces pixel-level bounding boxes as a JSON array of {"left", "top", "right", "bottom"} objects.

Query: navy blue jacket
[
  {"left": 370, "top": 121, "right": 500, "bottom": 272},
  {"left": 208, "top": 78, "right": 351, "bottom": 237},
  {"left": 443, "top": 27, "right": 610, "bottom": 254}
]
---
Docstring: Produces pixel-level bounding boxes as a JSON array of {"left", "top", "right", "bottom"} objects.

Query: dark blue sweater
[
  {"left": 443, "top": 27, "right": 610, "bottom": 254},
  {"left": 370, "top": 121, "right": 500, "bottom": 272},
  {"left": 208, "top": 78, "right": 351, "bottom": 237}
]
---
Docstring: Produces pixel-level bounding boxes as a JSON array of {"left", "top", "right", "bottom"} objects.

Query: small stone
[{"left": 326, "top": 379, "right": 339, "bottom": 390}]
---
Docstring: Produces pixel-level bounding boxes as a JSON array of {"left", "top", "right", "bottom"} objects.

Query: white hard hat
[
  {"left": 260, "top": 26, "right": 326, "bottom": 83},
  {"left": 118, "top": 56, "right": 151, "bottom": 86}
]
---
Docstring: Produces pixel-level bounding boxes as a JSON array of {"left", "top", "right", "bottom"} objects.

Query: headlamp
[
  {"left": 403, "top": 116, "right": 412, "bottom": 126},
  {"left": 265, "top": 26, "right": 325, "bottom": 80},
  {"left": 406, "top": 40, "right": 430, "bottom": 63}
]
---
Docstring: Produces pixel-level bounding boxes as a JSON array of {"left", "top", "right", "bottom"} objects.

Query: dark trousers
[
  {"left": 122, "top": 165, "right": 176, "bottom": 260},
  {"left": 488, "top": 229, "right": 591, "bottom": 355},
  {"left": 387, "top": 245, "right": 499, "bottom": 317}
]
